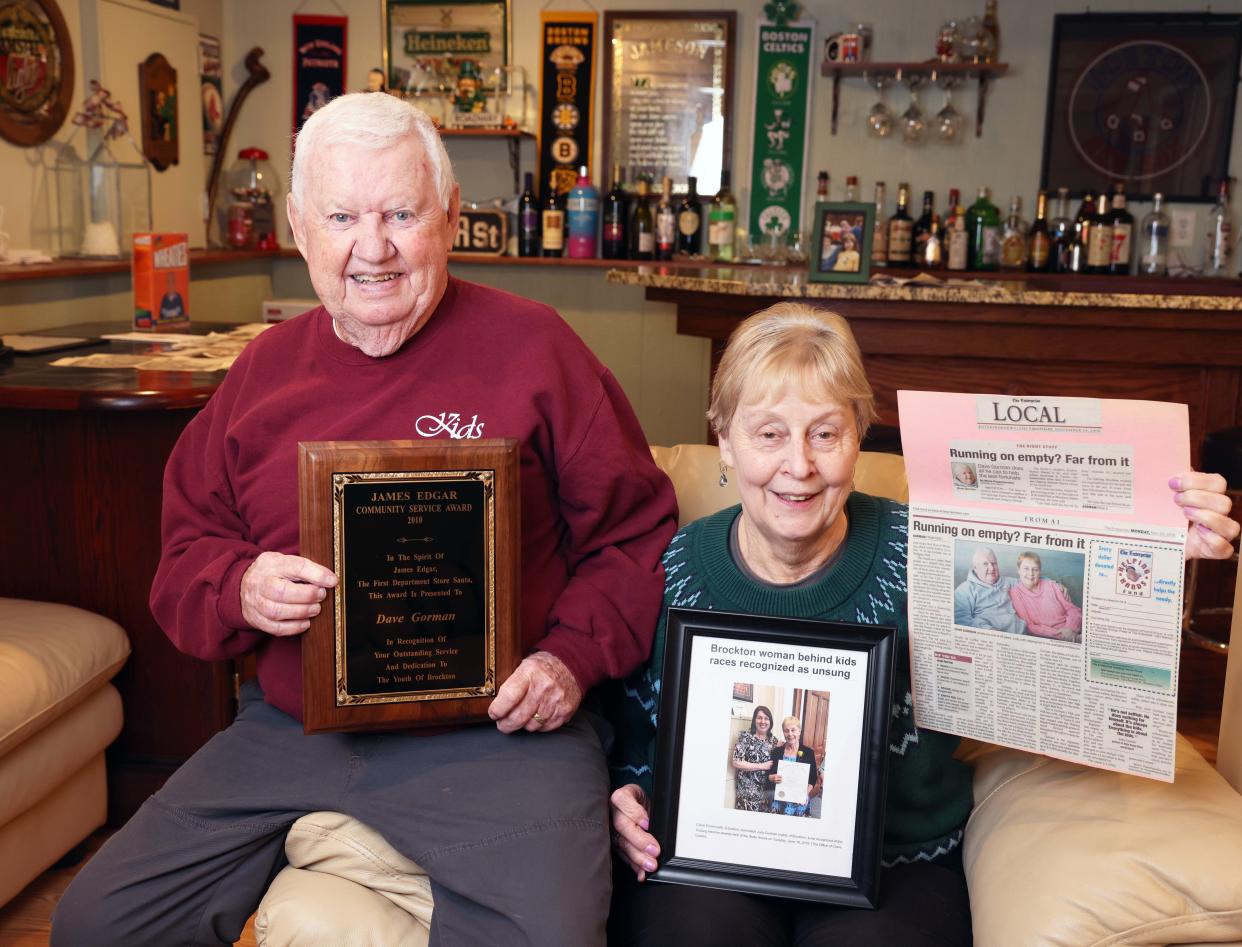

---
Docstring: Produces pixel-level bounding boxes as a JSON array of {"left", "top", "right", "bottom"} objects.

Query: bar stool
[{"left": 1184, "top": 427, "right": 1242, "bottom": 654}]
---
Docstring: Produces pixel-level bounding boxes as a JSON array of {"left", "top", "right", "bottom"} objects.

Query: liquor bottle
[
  {"left": 1086, "top": 192, "right": 1113, "bottom": 274},
  {"left": 565, "top": 165, "right": 600, "bottom": 259},
  {"left": 677, "top": 176, "right": 702, "bottom": 256},
  {"left": 919, "top": 214, "right": 945, "bottom": 269},
  {"left": 871, "top": 181, "right": 888, "bottom": 267},
  {"left": 1074, "top": 192, "right": 1096, "bottom": 265},
  {"left": 843, "top": 175, "right": 860, "bottom": 202},
  {"left": 1138, "top": 192, "right": 1170, "bottom": 276},
  {"left": 1027, "top": 190, "right": 1052, "bottom": 272},
  {"left": 1049, "top": 187, "right": 1073, "bottom": 272},
  {"left": 999, "top": 195, "right": 1028, "bottom": 270},
  {"left": 947, "top": 203, "right": 969, "bottom": 271},
  {"left": 982, "top": 0, "right": 1000, "bottom": 62},
  {"left": 966, "top": 187, "right": 1001, "bottom": 270},
  {"left": 517, "top": 172, "right": 540, "bottom": 257},
  {"left": 1108, "top": 183, "right": 1133, "bottom": 275},
  {"left": 708, "top": 170, "right": 737, "bottom": 262},
  {"left": 1065, "top": 213, "right": 1088, "bottom": 273},
  {"left": 540, "top": 186, "right": 564, "bottom": 258},
  {"left": 1207, "top": 179, "right": 1233, "bottom": 277},
  {"left": 912, "top": 190, "right": 935, "bottom": 264},
  {"left": 655, "top": 176, "right": 676, "bottom": 261},
  {"left": 631, "top": 176, "right": 655, "bottom": 261},
  {"left": 601, "top": 165, "right": 629, "bottom": 260},
  {"left": 816, "top": 171, "right": 830, "bottom": 202},
  {"left": 886, "top": 182, "right": 914, "bottom": 266}
]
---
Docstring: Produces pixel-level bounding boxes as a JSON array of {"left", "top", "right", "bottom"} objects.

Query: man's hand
[
  {"left": 240, "top": 552, "right": 338, "bottom": 636},
  {"left": 611, "top": 784, "right": 660, "bottom": 882},
  {"left": 488, "top": 650, "right": 582, "bottom": 733}
]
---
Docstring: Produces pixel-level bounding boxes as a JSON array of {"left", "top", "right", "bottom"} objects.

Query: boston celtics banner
[
  {"left": 538, "top": 11, "right": 596, "bottom": 195},
  {"left": 747, "top": 2, "right": 814, "bottom": 243}
]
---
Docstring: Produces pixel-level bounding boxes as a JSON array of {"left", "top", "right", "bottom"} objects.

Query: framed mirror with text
[{"left": 602, "top": 11, "right": 735, "bottom": 196}]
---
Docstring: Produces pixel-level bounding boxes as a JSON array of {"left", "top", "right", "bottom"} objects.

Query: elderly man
[
  {"left": 953, "top": 546, "right": 1026, "bottom": 633},
  {"left": 52, "top": 93, "right": 677, "bottom": 946}
]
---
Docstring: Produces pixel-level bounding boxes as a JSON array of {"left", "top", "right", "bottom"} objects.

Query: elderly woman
[
  {"left": 1009, "top": 551, "right": 1082, "bottom": 642},
  {"left": 768, "top": 716, "right": 819, "bottom": 817},
  {"left": 606, "top": 302, "right": 1238, "bottom": 946},
  {"left": 732, "top": 705, "right": 779, "bottom": 810}
]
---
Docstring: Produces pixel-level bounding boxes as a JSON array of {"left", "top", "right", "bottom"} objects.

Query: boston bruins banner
[{"left": 538, "top": 11, "right": 596, "bottom": 195}]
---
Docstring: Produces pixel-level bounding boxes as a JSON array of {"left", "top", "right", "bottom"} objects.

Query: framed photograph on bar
[
  {"left": 1039, "top": 13, "right": 1242, "bottom": 202},
  {"left": 649, "top": 607, "right": 896, "bottom": 908},
  {"left": 602, "top": 11, "right": 735, "bottom": 196},
  {"left": 381, "top": 0, "right": 510, "bottom": 99},
  {"left": 808, "top": 201, "right": 873, "bottom": 284},
  {"left": 299, "top": 439, "right": 521, "bottom": 734}
]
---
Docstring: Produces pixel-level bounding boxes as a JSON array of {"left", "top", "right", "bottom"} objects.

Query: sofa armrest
[{"left": 964, "top": 736, "right": 1242, "bottom": 946}]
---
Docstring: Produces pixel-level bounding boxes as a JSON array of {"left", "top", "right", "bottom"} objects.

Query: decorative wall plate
[{"left": 0, "top": 0, "right": 75, "bottom": 146}]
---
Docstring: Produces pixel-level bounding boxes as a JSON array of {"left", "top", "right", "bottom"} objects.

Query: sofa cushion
[
  {"left": 964, "top": 735, "right": 1242, "bottom": 946},
  {"left": 0, "top": 684, "right": 122, "bottom": 826},
  {"left": 0, "top": 598, "right": 130, "bottom": 756}
]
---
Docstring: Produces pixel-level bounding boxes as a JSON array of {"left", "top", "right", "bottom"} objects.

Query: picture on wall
[
  {"left": 1039, "top": 13, "right": 1242, "bottom": 201},
  {"left": 382, "top": 0, "right": 508, "bottom": 101}
]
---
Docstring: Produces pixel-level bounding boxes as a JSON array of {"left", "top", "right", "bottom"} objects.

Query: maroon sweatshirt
[{"left": 150, "top": 278, "right": 678, "bottom": 721}]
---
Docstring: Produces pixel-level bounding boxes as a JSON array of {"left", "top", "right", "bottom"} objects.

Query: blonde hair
[
  {"left": 707, "top": 303, "right": 876, "bottom": 439},
  {"left": 1017, "top": 551, "right": 1042, "bottom": 569},
  {"left": 781, "top": 715, "right": 801, "bottom": 730}
]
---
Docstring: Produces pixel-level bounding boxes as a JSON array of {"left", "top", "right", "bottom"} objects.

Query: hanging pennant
[
  {"left": 293, "top": 14, "right": 348, "bottom": 138},
  {"left": 747, "top": 0, "right": 815, "bottom": 245},
  {"left": 537, "top": 11, "right": 596, "bottom": 196}
]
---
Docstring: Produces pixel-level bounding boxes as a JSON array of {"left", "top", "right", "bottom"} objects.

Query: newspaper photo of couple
[{"left": 952, "top": 542, "right": 1085, "bottom": 643}]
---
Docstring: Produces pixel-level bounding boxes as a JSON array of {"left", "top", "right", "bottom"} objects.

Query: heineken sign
[
  {"left": 747, "top": 17, "right": 814, "bottom": 242},
  {"left": 404, "top": 31, "right": 491, "bottom": 55}
]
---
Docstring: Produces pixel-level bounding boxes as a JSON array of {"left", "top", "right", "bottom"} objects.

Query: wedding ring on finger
[{"left": 532, "top": 711, "right": 545, "bottom": 724}]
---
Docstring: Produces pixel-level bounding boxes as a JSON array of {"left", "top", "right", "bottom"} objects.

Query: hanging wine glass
[
  {"left": 935, "top": 75, "right": 967, "bottom": 142},
  {"left": 900, "top": 73, "right": 926, "bottom": 144},
  {"left": 866, "top": 73, "right": 893, "bottom": 138}
]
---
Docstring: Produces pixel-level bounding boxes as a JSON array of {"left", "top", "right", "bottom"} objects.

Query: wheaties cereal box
[{"left": 132, "top": 233, "right": 190, "bottom": 330}]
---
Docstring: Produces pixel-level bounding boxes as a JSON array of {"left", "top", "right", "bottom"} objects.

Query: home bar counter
[{"left": 608, "top": 267, "right": 1242, "bottom": 460}]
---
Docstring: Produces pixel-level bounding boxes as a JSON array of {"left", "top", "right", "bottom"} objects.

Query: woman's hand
[
  {"left": 1171, "top": 472, "right": 1239, "bottom": 560},
  {"left": 611, "top": 784, "right": 660, "bottom": 882},
  {"left": 769, "top": 772, "right": 783, "bottom": 783}
]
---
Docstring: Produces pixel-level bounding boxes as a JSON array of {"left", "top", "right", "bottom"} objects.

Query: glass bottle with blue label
[{"left": 566, "top": 165, "right": 599, "bottom": 259}]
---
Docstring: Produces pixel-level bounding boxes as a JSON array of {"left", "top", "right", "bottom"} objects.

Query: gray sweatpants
[{"left": 52, "top": 682, "right": 612, "bottom": 946}]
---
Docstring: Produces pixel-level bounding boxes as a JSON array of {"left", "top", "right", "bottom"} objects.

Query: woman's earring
[{"left": 718, "top": 461, "right": 728, "bottom": 487}]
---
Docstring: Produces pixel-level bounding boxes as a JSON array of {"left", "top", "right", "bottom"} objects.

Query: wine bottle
[
  {"left": 631, "top": 176, "right": 654, "bottom": 261},
  {"left": 655, "top": 176, "right": 676, "bottom": 261},
  {"left": 1049, "top": 187, "right": 1073, "bottom": 272},
  {"left": 871, "top": 181, "right": 888, "bottom": 267},
  {"left": 601, "top": 165, "right": 629, "bottom": 260},
  {"left": 912, "top": 190, "right": 935, "bottom": 265},
  {"left": 1108, "top": 183, "right": 1133, "bottom": 275},
  {"left": 1026, "top": 190, "right": 1051, "bottom": 272},
  {"left": 966, "top": 187, "right": 1001, "bottom": 270},
  {"left": 708, "top": 171, "right": 737, "bottom": 262},
  {"left": 540, "top": 186, "right": 564, "bottom": 258},
  {"left": 517, "top": 172, "right": 539, "bottom": 258},
  {"left": 1086, "top": 192, "right": 1113, "bottom": 274},
  {"left": 886, "top": 182, "right": 914, "bottom": 266},
  {"left": 677, "top": 176, "right": 702, "bottom": 256}
]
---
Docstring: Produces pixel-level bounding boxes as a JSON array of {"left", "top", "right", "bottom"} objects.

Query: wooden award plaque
[{"left": 299, "top": 439, "right": 521, "bottom": 734}]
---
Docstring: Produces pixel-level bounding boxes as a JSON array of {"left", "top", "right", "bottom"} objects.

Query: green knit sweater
[{"left": 605, "top": 492, "right": 972, "bottom": 866}]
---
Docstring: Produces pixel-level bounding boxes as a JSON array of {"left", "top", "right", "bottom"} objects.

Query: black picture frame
[
  {"left": 809, "top": 202, "right": 873, "bottom": 283},
  {"left": 1039, "top": 13, "right": 1242, "bottom": 202},
  {"left": 650, "top": 607, "right": 896, "bottom": 908}
]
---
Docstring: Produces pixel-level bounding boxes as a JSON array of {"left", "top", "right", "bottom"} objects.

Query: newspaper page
[{"left": 898, "top": 391, "right": 1189, "bottom": 782}]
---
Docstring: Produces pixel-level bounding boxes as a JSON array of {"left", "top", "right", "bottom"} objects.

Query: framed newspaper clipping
[{"left": 649, "top": 607, "right": 895, "bottom": 908}]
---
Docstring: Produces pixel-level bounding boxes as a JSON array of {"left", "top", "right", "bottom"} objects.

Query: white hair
[{"left": 291, "top": 93, "right": 455, "bottom": 212}]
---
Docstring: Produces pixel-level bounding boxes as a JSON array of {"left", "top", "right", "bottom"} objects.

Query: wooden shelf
[
  {"left": 821, "top": 60, "right": 1009, "bottom": 138},
  {"left": 439, "top": 127, "right": 535, "bottom": 140},
  {"left": 0, "top": 248, "right": 287, "bottom": 283}
]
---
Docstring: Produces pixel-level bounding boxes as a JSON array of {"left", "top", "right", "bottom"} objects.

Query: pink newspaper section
[{"left": 897, "top": 391, "right": 1190, "bottom": 782}]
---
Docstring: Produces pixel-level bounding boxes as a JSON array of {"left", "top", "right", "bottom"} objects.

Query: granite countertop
[{"left": 605, "top": 266, "right": 1242, "bottom": 311}]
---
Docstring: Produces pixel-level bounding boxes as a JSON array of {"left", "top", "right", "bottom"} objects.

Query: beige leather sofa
[
  {"left": 0, "top": 598, "right": 129, "bottom": 907},
  {"left": 252, "top": 446, "right": 1242, "bottom": 946}
]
